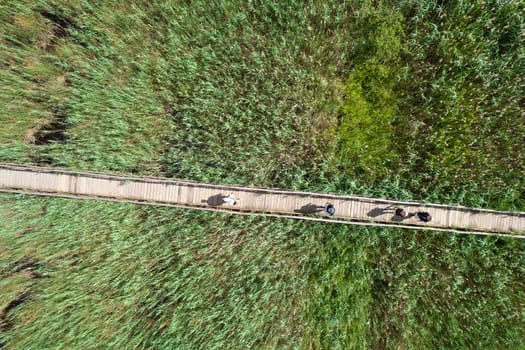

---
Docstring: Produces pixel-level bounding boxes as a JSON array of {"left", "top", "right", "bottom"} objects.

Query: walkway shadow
[
  {"left": 295, "top": 203, "right": 324, "bottom": 214},
  {"left": 202, "top": 194, "right": 225, "bottom": 206}
]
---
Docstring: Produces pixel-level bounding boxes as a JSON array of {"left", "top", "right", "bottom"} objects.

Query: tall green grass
[
  {"left": 1, "top": 195, "right": 314, "bottom": 349},
  {"left": 1, "top": 1, "right": 522, "bottom": 208},
  {"left": 1, "top": 1, "right": 353, "bottom": 186},
  {"left": 2, "top": 195, "right": 524, "bottom": 349},
  {"left": 336, "top": 0, "right": 524, "bottom": 210},
  {"left": 1, "top": 0, "right": 524, "bottom": 349},
  {"left": 0, "top": 1, "right": 171, "bottom": 171},
  {"left": 369, "top": 230, "right": 525, "bottom": 349}
]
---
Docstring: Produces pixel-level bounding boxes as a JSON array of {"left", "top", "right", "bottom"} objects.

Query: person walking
[
  {"left": 395, "top": 208, "right": 408, "bottom": 217},
  {"left": 324, "top": 203, "right": 335, "bottom": 216},
  {"left": 416, "top": 211, "right": 432, "bottom": 222},
  {"left": 223, "top": 194, "right": 237, "bottom": 205}
]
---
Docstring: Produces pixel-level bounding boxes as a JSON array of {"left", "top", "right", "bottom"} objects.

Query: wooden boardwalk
[{"left": 1, "top": 163, "right": 524, "bottom": 237}]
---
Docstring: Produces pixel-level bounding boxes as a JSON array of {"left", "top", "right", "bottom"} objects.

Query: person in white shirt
[{"left": 223, "top": 194, "right": 237, "bottom": 205}]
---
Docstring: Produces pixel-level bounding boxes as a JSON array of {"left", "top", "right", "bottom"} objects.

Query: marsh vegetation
[{"left": 1, "top": 1, "right": 524, "bottom": 348}]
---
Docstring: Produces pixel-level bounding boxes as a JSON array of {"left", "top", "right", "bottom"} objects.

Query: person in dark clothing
[
  {"left": 416, "top": 211, "right": 432, "bottom": 222},
  {"left": 395, "top": 208, "right": 408, "bottom": 217},
  {"left": 325, "top": 204, "right": 335, "bottom": 216}
]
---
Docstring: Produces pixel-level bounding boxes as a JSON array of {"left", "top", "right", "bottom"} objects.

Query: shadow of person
[
  {"left": 367, "top": 207, "right": 391, "bottom": 217},
  {"left": 201, "top": 194, "right": 225, "bottom": 206},
  {"left": 295, "top": 203, "right": 324, "bottom": 214},
  {"left": 390, "top": 213, "right": 414, "bottom": 222},
  {"left": 368, "top": 206, "right": 413, "bottom": 221}
]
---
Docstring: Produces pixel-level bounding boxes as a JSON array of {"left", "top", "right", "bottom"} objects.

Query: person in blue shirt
[{"left": 325, "top": 203, "right": 335, "bottom": 216}]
